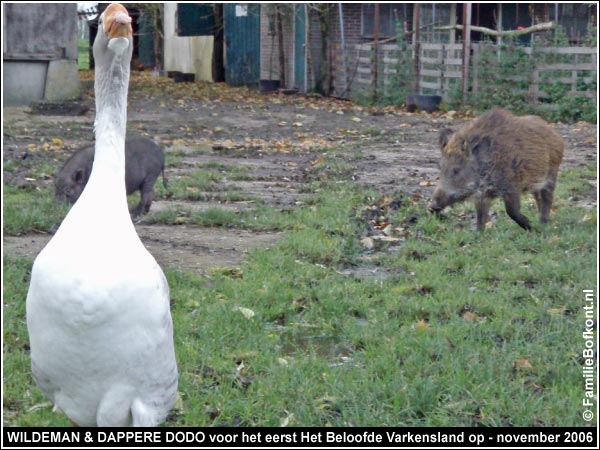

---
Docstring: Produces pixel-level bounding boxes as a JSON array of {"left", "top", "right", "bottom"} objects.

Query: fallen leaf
[
  {"left": 233, "top": 306, "right": 255, "bottom": 319},
  {"left": 172, "top": 391, "right": 184, "bottom": 414},
  {"left": 292, "top": 122, "right": 303, "bottom": 127},
  {"left": 419, "top": 180, "right": 435, "bottom": 187},
  {"left": 547, "top": 306, "right": 567, "bottom": 315},
  {"left": 279, "top": 411, "right": 295, "bottom": 427},
  {"left": 27, "top": 402, "right": 52, "bottom": 413},
  {"left": 463, "top": 311, "right": 484, "bottom": 322},
  {"left": 513, "top": 358, "right": 533, "bottom": 371},
  {"left": 174, "top": 216, "right": 187, "bottom": 225},
  {"left": 350, "top": 117, "right": 361, "bottom": 122},
  {"left": 415, "top": 320, "right": 429, "bottom": 331},
  {"left": 360, "top": 237, "right": 374, "bottom": 250}
]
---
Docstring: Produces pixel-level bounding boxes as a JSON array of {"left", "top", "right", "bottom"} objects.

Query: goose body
[{"left": 26, "top": 3, "right": 177, "bottom": 427}]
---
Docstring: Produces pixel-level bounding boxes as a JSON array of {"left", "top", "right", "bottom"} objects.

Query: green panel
[
  {"left": 294, "top": 4, "right": 306, "bottom": 91},
  {"left": 177, "top": 3, "right": 216, "bottom": 37},
  {"left": 224, "top": 3, "right": 260, "bottom": 87},
  {"left": 137, "top": 12, "right": 155, "bottom": 68}
]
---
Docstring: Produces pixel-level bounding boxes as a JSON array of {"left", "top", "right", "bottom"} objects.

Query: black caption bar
[{"left": 3, "top": 427, "right": 597, "bottom": 448}]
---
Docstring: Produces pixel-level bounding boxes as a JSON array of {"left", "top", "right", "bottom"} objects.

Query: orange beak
[{"left": 104, "top": 3, "right": 132, "bottom": 39}]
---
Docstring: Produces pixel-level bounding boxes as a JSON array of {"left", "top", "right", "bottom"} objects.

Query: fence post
[
  {"left": 471, "top": 44, "right": 478, "bottom": 95},
  {"left": 461, "top": 3, "right": 472, "bottom": 104},
  {"left": 372, "top": 4, "right": 380, "bottom": 101},
  {"left": 414, "top": 4, "right": 421, "bottom": 94},
  {"left": 441, "top": 44, "right": 446, "bottom": 98}
]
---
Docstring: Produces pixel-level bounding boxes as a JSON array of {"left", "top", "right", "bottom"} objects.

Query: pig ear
[
  {"left": 439, "top": 128, "right": 453, "bottom": 150},
  {"left": 73, "top": 169, "right": 85, "bottom": 184}
]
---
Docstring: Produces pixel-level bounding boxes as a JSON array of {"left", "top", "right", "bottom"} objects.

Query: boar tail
[{"left": 162, "top": 167, "right": 168, "bottom": 188}]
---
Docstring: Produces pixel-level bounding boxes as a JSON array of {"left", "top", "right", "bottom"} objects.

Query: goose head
[
  {"left": 92, "top": 3, "right": 133, "bottom": 136},
  {"left": 93, "top": 3, "right": 133, "bottom": 66}
]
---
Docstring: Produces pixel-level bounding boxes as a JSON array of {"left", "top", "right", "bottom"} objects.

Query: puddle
[
  {"left": 337, "top": 266, "right": 392, "bottom": 282},
  {"left": 269, "top": 324, "right": 355, "bottom": 366},
  {"left": 337, "top": 265, "right": 407, "bottom": 282}
]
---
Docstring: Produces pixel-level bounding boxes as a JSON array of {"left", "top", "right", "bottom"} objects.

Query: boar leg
[
  {"left": 538, "top": 188, "right": 554, "bottom": 224},
  {"left": 502, "top": 192, "right": 532, "bottom": 230},
  {"left": 475, "top": 197, "right": 491, "bottom": 230},
  {"left": 537, "top": 175, "right": 557, "bottom": 224}
]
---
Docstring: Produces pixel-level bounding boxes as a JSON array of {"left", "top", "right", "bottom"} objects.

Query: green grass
[
  {"left": 3, "top": 185, "right": 71, "bottom": 236},
  {"left": 2, "top": 163, "right": 597, "bottom": 426},
  {"left": 78, "top": 38, "right": 89, "bottom": 71}
]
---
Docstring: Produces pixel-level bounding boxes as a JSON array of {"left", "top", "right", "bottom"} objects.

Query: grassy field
[{"left": 2, "top": 154, "right": 597, "bottom": 426}]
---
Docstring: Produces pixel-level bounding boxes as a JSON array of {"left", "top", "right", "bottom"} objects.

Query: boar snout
[
  {"left": 431, "top": 187, "right": 474, "bottom": 214},
  {"left": 430, "top": 189, "right": 453, "bottom": 212}
]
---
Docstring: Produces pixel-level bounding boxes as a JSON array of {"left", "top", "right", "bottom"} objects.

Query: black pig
[{"left": 55, "top": 136, "right": 166, "bottom": 217}]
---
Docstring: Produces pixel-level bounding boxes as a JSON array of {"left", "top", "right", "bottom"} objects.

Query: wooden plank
[
  {"left": 443, "top": 58, "right": 463, "bottom": 65},
  {"left": 3, "top": 51, "right": 60, "bottom": 61},
  {"left": 443, "top": 71, "right": 463, "bottom": 78},
  {"left": 529, "top": 88, "right": 596, "bottom": 99},
  {"left": 420, "top": 43, "right": 445, "bottom": 50},
  {"left": 534, "top": 75, "right": 584, "bottom": 84},
  {"left": 420, "top": 80, "right": 441, "bottom": 90},
  {"left": 537, "top": 63, "right": 597, "bottom": 71},
  {"left": 536, "top": 47, "right": 597, "bottom": 55},
  {"left": 421, "top": 56, "right": 442, "bottom": 65},
  {"left": 421, "top": 69, "right": 442, "bottom": 77},
  {"left": 380, "top": 44, "right": 398, "bottom": 51}
]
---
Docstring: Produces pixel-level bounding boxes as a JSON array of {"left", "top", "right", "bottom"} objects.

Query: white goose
[{"left": 26, "top": 3, "right": 178, "bottom": 427}]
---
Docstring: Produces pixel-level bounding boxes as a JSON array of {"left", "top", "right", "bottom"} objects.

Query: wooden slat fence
[{"left": 352, "top": 42, "right": 597, "bottom": 103}]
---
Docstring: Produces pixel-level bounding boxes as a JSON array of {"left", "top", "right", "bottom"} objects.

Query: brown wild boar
[
  {"left": 430, "top": 109, "right": 564, "bottom": 230},
  {"left": 55, "top": 135, "right": 166, "bottom": 217}
]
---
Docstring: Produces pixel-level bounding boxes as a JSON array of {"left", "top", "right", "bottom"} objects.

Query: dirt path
[{"left": 3, "top": 76, "right": 597, "bottom": 273}]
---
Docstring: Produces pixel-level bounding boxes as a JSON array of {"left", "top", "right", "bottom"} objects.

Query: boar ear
[
  {"left": 468, "top": 135, "right": 492, "bottom": 160},
  {"left": 439, "top": 128, "right": 453, "bottom": 150},
  {"left": 73, "top": 169, "right": 86, "bottom": 184}
]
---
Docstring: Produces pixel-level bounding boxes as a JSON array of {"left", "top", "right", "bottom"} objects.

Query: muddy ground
[{"left": 3, "top": 74, "right": 597, "bottom": 273}]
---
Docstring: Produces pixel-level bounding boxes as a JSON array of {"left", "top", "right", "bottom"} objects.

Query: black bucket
[
  {"left": 406, "top": 94, "right": 442, "bottom": 113},
  {"left": 173, "top": 72, "right": 195, "bottom": 83},
  {"left": 259, "top": 79, "right": 280, "bottom": 94}
]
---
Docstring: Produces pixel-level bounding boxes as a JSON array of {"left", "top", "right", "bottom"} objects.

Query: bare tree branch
[{"left": 435, "top": 21, "right": 556, "bottom": 37}]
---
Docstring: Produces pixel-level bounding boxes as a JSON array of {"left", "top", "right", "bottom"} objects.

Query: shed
[{"left": 3, "top": 3, "right": 80, "bottom": 106}]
